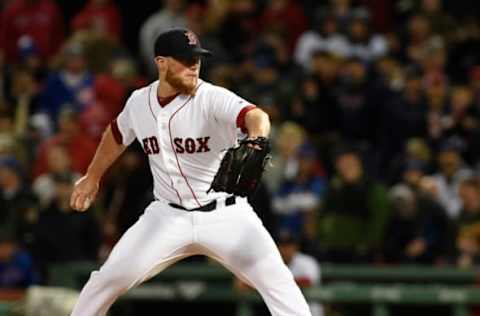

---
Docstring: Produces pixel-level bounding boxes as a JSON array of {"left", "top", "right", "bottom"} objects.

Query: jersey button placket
[{"left": 156, "top": 113, "right": 181, "bottom": 200}]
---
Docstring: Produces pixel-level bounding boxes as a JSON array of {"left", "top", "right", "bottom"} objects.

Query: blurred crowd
[{"left": 1, "top": 0, "right": 480, "bottom": 291}]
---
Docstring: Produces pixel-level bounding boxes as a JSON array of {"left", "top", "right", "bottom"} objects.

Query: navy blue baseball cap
[{"left": 154, "top": 28, "right": 212, "bottom": 60}]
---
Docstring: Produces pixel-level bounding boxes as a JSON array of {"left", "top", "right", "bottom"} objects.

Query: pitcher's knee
[
  {"left": 247, "top": 256, "right": 295, "bottom": 288},
  {"left": 88, "top": 267, "right": 140, "bottom": 293}
]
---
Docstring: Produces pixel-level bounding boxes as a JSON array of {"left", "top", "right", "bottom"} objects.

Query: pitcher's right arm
[{"left": 70, "top": 125, "right": 126, "bottom": 212}]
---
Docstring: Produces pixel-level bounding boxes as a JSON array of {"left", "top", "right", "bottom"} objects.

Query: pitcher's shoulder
[
  {"left": 196, "top": 80, "right": 234, "bottom": 97},
  {"left": 126, "top": 81, "right": 157, "bottom": 103},
  {"left": 133, "top": 81, "right": 157, "bottom": 98}
]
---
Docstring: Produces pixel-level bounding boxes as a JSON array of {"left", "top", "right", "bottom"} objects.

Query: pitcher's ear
[{"left": 155, "top": 56, "right": 168, "bottom": 71}]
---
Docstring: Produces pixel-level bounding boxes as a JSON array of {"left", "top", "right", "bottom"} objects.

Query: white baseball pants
[{"left": 70, "top": 198, "right": 312, "bottom": 316}]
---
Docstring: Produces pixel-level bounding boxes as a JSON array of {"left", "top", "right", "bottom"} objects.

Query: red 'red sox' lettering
[
  {"left": 174, "top": 137, "right": 210, "bottom": 154},
  {"left": 142, "top": 136, "right": 160, "bottom": 155}
]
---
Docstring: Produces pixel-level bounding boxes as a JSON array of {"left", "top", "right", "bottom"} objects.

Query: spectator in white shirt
[
  {"left": 139, "top": 0, "right": 187, "bottom": 76},
  {"left": 234, "top": 230, "right": 324, "bottom": 316},
  {"left": 276, "top": 231, "right": 323, "bottom": 316},
  {"left": 432, "top": 140, "right": 473, "bottom": 219},
  {"left": 294, "top": 13, "right": 349, "bottom": 71}
]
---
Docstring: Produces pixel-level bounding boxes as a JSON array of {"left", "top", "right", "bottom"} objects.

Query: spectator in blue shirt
[
  {"left": 0, "top": 233, "right": 37, "bottom": 288},
  {"left": 273, "top": 143, "right": 326, "bottom": 246},
  {"left": 39, "top": 42, "right": 94, "bottom": 129}
]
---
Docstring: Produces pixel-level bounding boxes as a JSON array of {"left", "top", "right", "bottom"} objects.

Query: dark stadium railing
[
  {"left": 47, "top": 262, "right": 480, "bottom": 287},
  {"left": 1, "top": 262, "right": 480, "bottom": 316}
]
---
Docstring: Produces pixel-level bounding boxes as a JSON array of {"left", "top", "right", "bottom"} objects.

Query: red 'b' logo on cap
[{"left": 185, "top": 31, "right": 198, "bottom": 45}]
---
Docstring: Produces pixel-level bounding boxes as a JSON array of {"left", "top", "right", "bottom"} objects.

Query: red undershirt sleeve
[
  {"left": 236, "top": 105, "right": 256, "bottom": 134},
  {"left": 110, "top": 119, "right": 123, "bottom": 145}
]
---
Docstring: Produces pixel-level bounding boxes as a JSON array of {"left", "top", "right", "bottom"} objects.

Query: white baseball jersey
[{"left": 111, "top": 79, "right": 255, "bottom": 209}]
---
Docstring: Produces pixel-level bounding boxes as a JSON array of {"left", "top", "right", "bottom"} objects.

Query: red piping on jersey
[
  {"left": 168, "top": 83, "right": 204, "bottom": 208},
  {"left": 173, "top": 181, "right": 183, "bottom": 205},
  {"left": 236, "top": 105, "right": 257, "bottom": 133},
  {"left": 110, "top": 119, "right": 123, "bottom": 145},
  {"left": 149, "top": 83, "right": 182, "bottom": 204},
  {"left": 147, "top": 85, "right": 156, "bottom": 121}
]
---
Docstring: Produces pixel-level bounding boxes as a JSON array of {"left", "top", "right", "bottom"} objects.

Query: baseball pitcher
[{"left": 69, "top": 28, "right": 311, "bottom": 316}]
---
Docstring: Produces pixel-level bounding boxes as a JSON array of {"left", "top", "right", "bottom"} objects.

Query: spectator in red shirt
[
  {"left": 33, "top": 108, "right": 97, "bottom": 179},
  {"left": 259, "top": 0, "right": 308, "bottom": 54},
  {"left": 71, "top": 0, "right": 122, "bottom": 41},
  {"left": 0, "top": 0, "right": 64, "bottom": 63},
  {"left": 81, "top": 57, "right": 146, "bottom": 141}
]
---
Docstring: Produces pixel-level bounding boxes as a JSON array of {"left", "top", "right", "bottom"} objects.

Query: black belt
[{"left": 168, "top": 196, "right": 236, "bottom": 212}]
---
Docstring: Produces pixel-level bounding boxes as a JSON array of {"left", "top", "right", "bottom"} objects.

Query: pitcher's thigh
[
  {"left": 198, "top": 209, "right": 311, "bottom": 316},
  {"left": 100, "top": 205, "right": 194, "bottom": 287},
  {"left": 197, "top": 207, "right": 287, "bottom": 279}
]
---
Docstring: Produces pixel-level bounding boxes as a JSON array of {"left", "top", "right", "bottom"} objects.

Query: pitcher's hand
[{"left": 70, "top": 175, "right": 99, "bottom": 212}]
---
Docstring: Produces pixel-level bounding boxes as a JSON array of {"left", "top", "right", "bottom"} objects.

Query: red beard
[{"left": 165, "top": 68, "right": 197, "bottom": 96}]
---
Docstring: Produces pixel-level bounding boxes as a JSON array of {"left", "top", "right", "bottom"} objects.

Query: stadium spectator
[
  {"left": 82, "top": 57, "right": 146, "bottom": 141},
  {"left": 6, "top": 66, "right": 42, "bottom": 143},
  {"left": 32, "top": 108, "right": 96, "bottom": 179},
  {"left": 294, "top": 13, "right": 349, "bottom": 70},
  {"left": 470, "top": 66, "right": 480, "bottom": 111},
  {"left": 378, "top": 68, "right": 428, "bottom": 177},
  {"left": 0, "top": 232, "right": 37, "bottom": 288},
  {"left": 33, "top": 172, "right": 101, "bottom": 281},
  {"left": 442, "top": 86, "right": 479, "bottom": 163},
  {"left": 419, "top": 0, "right": 455, "bottom": 39},
  {"left": 38, "top": 41, "right": 94, "bottom": 128},
  {"left": 383, "top": 184, "right": 450, "bottom": 264},
  {"left": 335, "top": 58, "right": 375, "bottom": 143},
  {"left": 388, "top": 138, "right": 433, "bottom": 185},
  {"left": 32, "top": 144, "right": 80, "bottom": 208},
  {"left": 399, "top": 159, "right": 430, "bottom": 192},
  {"left": 15, "top": 36, "right": 48, "bottom": 85},
  {"left": 264, "top": 122, "right": 307, "bottom": 193},
  {"left": 215, "top": 0, "right": 259, "bottom": 64},
  {"left": 455, "top": 178, "right": 480, "bottom": 267},
  {"left": 288, "top": 64, "right": 341, "bottom": 138},
  {"left": 316, "top": 147, "right": 389, "bottom": 263},
  {"left": 259, "top": 0, "right": 308, "bottom": 54},
  {"left": 405, "top": 14, "right": 434, "bottom": 64},
  {"left": 276, "top": 231, "right": 323, "bottom": 316},
  {"left": 326, "top": 0, "right": 361, "bottom": 34},
  {"left": 0, "top": 157, "right": 36, "bottom": 235},
  {"left": 234, "top": 230, "right": 323, "bottom": 316},
  {"left": 235, "top": 29, "right": 285, "bottom": 104},
  {"left": 432, "top": 140, "right": 473, "bottom": 219},
  {"left": 71, "top": 0, "right": 122, "bottom": 41},
  {"left": 344, "top": 13, "right": 388, "bottom": 62},
  {"left": 272, "top": 143, "right": 326, "bottom": 245},
  {"left": 306, "top": 52, "right": 342, "bottom": 139},
  {"left": 139, "top": 0, "right": 187, "bottom": 76},
  {"left": 0, "top": 0, "right": 64, "bottom": 63}
]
